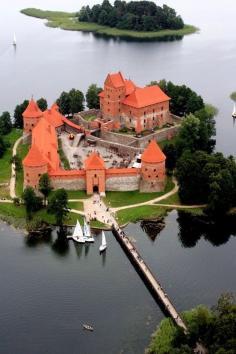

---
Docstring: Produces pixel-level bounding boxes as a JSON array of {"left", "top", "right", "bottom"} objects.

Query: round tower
[
  {"left": 23, "top": 145, "right": 48, "bottom": 190},
  {"left": 23, "top": 99, "right": 43, "bottom": 134},
  {"left": 140, "top": 140, "right": 166, "bottom": 192}
]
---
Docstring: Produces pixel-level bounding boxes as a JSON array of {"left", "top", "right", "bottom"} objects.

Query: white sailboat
[
  {"left": 99, "top": 231, "right": 107, "bottom": 253},
  {"left": 13, "top": 33, "right": 16, "bottom": 46},
  {"left": 83, "top": 218, "right": 94, "bottom": 243},
  {"left": 232, "top": 102, "right": 236, "bottom": 118},
  {"left": 72, "top": 220, "right": 85, "bottom": 243}
]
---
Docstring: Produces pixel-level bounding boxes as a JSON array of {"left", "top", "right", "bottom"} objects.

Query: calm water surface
[
  {"left": 0, "top": 212, "right": 235, "bottom": 354},
  {"left": 0, "top": 1, "right": 236, "bottom": 353}
]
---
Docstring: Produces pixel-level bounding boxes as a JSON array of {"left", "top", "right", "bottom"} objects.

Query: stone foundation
[
  {"left": 51, "top": 177, "right": 86, "bottom": 190},
  {"left": 106, "top": 175, "right": 140, "bottom": 191}
]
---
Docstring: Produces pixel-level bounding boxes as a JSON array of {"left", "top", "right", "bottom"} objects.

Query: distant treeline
[{"left": 78, "top": 0, "right": 184, "bottom": 32}]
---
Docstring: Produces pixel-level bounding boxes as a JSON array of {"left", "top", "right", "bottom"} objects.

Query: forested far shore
[{"left": 79, "top": 0, "right": 184, "bottom": 32}]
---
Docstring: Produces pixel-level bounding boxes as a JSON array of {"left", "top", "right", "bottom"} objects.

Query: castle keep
[{"left": 22, "top": 72, "right": 172, "bottom": 195}]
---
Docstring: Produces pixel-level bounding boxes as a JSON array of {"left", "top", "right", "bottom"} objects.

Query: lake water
[
  {"left": 0, "top": 1, "right": 236, "bottom": 353},
  {"left": 0, "top": 212, "right": 235, "bottom": 354}
]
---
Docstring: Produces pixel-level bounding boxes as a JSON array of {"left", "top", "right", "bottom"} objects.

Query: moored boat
[
  {"left": 99, "top": 231, "right": 107, "bottom": 252},
  {"left": 232, "top": 103, "right": 236, "bottom": 118},
  {"left": 83, "top": 218, "right": 94, "bottom": 243},
  {"left": 72, "top": 220, "right": 85, "bottom": 243}
]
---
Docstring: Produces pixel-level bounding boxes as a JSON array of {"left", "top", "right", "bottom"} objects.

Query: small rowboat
[{"left": 83, "top": 324, "right": 94, "bottom": 331}]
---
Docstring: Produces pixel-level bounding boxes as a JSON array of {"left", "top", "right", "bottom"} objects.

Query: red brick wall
[
  {"left": 24, "top": 164, "right": 48, "bottom": 189},
  {"left": 141, "top": 161, "right": 165, "bottom": 182}
]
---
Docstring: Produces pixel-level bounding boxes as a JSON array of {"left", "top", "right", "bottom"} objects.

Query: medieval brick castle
[{"left": 22, "top": 72, "right": 175, "bottom": 195}]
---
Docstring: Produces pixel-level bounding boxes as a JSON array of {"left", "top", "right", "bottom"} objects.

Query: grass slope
[
  {"left": 0, "top": 202, "right": 81, "bottom": 228},
  {"left": 116, "top": 205, "right": 168, "bottom": 224},
  {"left": 21, "top": 8, "right": 198, "bottom": 40},
  {"left": 104, "top": 177, "right": 174, "bottom": 208},
  {"left": 0, "top": 129, "right": 22, "bottom": 198}
]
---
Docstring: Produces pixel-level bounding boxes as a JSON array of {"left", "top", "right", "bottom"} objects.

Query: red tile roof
[
  {"left": 123, "top": 86, "right": 170, "bottom": 108},
  {"left": 124, "top": 79, "right": 136, "bottom": 95},
  {"left": 43, "top": 108, "right": 64, "bottom": 128},
  {"left": 23, "top": 99, "right": 43, "bottom": 119},
  {"left": 141, "top": 140, "right": 166, "bottom": 163},
  {"left": 107, "top": 71, "right": 125, "bottom": 88},
  {"left": 85, "top": 152, "right": 105, "bottom": 170},
  {"left": 23, "top": 145, "right": 47, "bottom": 167}
]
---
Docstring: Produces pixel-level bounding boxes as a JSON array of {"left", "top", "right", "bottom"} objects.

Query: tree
[
  {"left": 47, "top": 189, "right": 69, "bottom": 226},
  {"left": 0, "top": 136, "right": 6, "bottom": 158},
  {"left": 175, "top": 114, "right": 202, "bottom": 155},
  {"left": 22, "top": 186, "right": 42, "bottom": 220},
  {"left": 206, "top": 169, "right": 234, "bottom": 218},
  {"left": 37, "top": 97, "right": 48, "bottom": 111},
  {"left": 68, "top": 88, "right": 84, "bottom": 114},
  {"left": 230, "top": 91, "right": 236, "bottom": 102},
  {"left": 86, "top": 84, "right": 103, "bottom": 109},
  {"left": 0, "top": 111, "right": 12, "bottom": 135},
  {"left": 163, "top": 143, "right": 177, "bottom": 170},
  {"left": 57, "top": 91, "right": 70, "bottom": 115},
  {"left": 39, "top": 173, "right": 52, "bottom": 205},
  {"left": 149, "top": 80, "right": 204, "bottom": 116},
  {"left": 14, "top": 100, "right": 29, "bottom": 128}
]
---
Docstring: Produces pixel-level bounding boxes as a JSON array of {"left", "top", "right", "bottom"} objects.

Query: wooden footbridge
[{"left": 112, "top": 225, "right": 207, "bottom": 353}]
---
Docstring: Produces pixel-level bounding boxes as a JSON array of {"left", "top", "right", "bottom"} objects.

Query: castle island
[{"left": 22, "top": 72, "right": 181, "bottom": 195}]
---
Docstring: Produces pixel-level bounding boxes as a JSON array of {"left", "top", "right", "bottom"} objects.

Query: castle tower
[
  {"left": 23, "top": 99, "right": 43, "bottom": 134},
  {"left": 23, "top": 145, "right": 48, "bottom": 190},
  {"left": 140, "top": 140, "right": 166, "bottom": 192},
  {"left": 99, "top": 72, "right": 126, "bottom": 120},
  {"left": 85, "top": 152, "right": 106, "bottom": 195}
]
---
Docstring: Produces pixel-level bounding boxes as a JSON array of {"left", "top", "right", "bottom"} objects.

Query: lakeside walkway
[{"left": 10, "top": 136, "right": 23, "bottom": 199}]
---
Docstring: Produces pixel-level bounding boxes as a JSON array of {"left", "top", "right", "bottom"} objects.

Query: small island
[{"left": 20, "top": 1, "right": 198, "bottom": 40}]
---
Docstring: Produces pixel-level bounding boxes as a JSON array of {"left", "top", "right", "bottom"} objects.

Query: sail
[
  {"left": 233, "top": 103, "right": 236, "bottom": 115},
  {"left": 83, "top": 218, "right": 91, "bottom": 238},
  {"left": 13, "top": 33, "right": 16, "bottom": 45},
  {"left": 73, "top": 220, "right": 83, "bottom": 238},
  {"left": 101, "top": 231, "right": 106, "bottom": 246}
]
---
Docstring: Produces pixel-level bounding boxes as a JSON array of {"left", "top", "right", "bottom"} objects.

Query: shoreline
[{"left": 20, "top": 8, "right": 198, "bottom": 41}]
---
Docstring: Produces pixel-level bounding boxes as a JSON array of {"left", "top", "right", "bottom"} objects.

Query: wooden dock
[{"left": 112, "top": 226, "right": 187, "bottom": 333}]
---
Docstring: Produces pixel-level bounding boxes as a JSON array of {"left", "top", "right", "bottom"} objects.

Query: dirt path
[{"left": 10, "top": 136, "right": 23, "bottom": 199}]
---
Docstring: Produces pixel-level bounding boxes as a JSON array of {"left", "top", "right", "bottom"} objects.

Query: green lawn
[
  {"left": 116, "top": 205, "right": 168, "bottom": 224},
  {"left": 0, "top": 129, "right": 22, "bottom": 183},
  {"left": 0, "top": 202, "right": 82, "bottom": 228},
  {"left": 104, "top": 177, "right": 174, "bottom": 208},
  {"left": 90, "top": 220, "right": 109, "bottom": 229},
  {"left": 51, "top": 189, "right": 88, "bottom": 199},
  {"left": 21, "top": 8, "right": 198, "bottom": 40},
  {"left": 68, "top": 201, "right": 84, "bottom": 211},
  {"left": 15, "top": 143, "right": 29, "bottom": 197},
  {"left": 157, "top": 192, "right": 180, "bottom": 205}
]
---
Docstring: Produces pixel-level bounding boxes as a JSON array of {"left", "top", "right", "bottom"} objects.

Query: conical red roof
[
  {"left": 23, "top": 145, "right": 47, "bottom": 167},
  {"left": 142, "top": 140, "right": 166, "bottom": 163},
  {"left": 23, "top": 99, "right": 43, "bottom": 119},
  {"left": 85, "top": 152, "right": 105, "bottom": 170}
]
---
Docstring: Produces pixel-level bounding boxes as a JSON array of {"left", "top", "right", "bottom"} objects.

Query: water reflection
[
  {"left": 177, "top": 211, "right": 236, "bottom": 247},
  {"left": 140, "top": 219, "right": 165, "bottom": 241},
  {"left": 92, "top": 32, "right": 183, "bottom": 43},
  {"left": 51, "top": 230, "right": 69, "bottom": 256}
]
